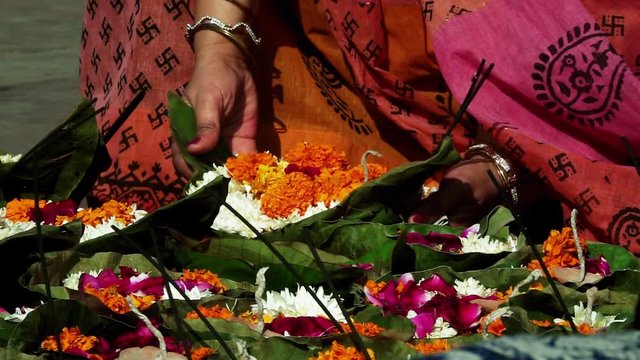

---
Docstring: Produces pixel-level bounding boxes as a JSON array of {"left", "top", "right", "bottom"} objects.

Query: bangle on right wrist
[
  {"left": 186, "top": 16, "right": 260, "bottom": 66},
  {"left": 464, "top": 143, "right": 519, "bottom": 207}
]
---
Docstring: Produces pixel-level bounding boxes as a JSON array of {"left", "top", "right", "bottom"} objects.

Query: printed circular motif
[
  {"left": 531, "top": 23, "right": 627, "bottom": 127},
  {"left": 607, "top": 207, "right": 640, "bottom": 250}
]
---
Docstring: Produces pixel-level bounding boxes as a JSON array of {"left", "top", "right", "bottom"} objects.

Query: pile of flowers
[
  {"left": 187, "top": 143, "right": 387, "bottom": 237},
  {"left": 405, "top": 224, "right": 519, "bottom": 254},
  {"left": 0, "top": 198, "right": 146, "bottom": 242},
  {"left": 528, "top": 227, "right": 611, "bottom": 281},
  {"left": 63, "top": 267, "right": 227, "bottom": 314},
  {"left": 364, "top": 273, "right": 509, "bottom": 339}
]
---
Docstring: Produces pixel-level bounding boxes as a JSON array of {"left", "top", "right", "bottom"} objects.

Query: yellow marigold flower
[
  {"left": 341, "top": 322, "right": 385, "bottom": 337},
  {"left": 309, "top": 340, "right": 375, "bottom": 360},
  {"left": 191, "top": 347, "right": 217, "bottom": 360},
  {"left": 186, "top": 304, "right": 234, "bottom": 320},
  {"left": 180, "top": 269, "right": 228, "bottom": 294},
  {"left": 283, "top": 143, "right": 348, "bottom": 170},
  {"left": 226, "top": 152, "right": 278, "bottom": 183},
  {"left": 41, "top": 326, "right": 100, "bottom": 353},
  {"left": 408, "top": 339, "right": 450, "bottom": 355},
  {"left": 248, "top": 163, "right": 287, "bottom": 196},
  {"left": 5, "top": 199, "right": 46, "bottom": 222},
  {"left": 260, "top": 172, "right": 317, "bottom": 218}
]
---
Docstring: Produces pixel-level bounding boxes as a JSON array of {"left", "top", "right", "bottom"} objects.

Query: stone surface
[{"left": 0, "top": 0, "right": 82, "bottom": 154}]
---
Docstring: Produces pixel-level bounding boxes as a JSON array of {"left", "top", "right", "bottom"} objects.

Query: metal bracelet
[
  {"left": 185, "top": 16, "right": 261, "bottom": 50},
  {"left": 464, "top": 143, "right": 519, "bottom": 206}
]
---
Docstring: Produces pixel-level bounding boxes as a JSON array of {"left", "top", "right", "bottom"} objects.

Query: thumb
[{"left": 187, "top": 100, "right": 222, "bottom": 155}]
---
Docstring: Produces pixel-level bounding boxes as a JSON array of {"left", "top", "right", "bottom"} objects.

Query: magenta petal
[
  {"left": 79, "top": 273, "right": 102, "bottom": 291},
  {"left": 405, "top": 232, "right": 428, "bottom": 246},
  {"left": 419, "top": 274, "right": 456, "bottom": 297},
  {"left": 410, "top": 310, "right": 438, "bottom": 338},
  {"left": 119, "top": 266, "right": 140, "bottom": 279},
  {"left": 364, "top": 286, "right": 384, "bottom": 308},
  {"left": 124, "top": 276, "right": 165, "bottom": 296},
  {"left": 95, "top": 269, "right": 121, "bottom": 288},
  {"left": 266, "top": 316, "right": 335, "bottom": 337},
  {"left": 405, "top": 231, "right": 462, "bottom": 252},
  {"left": 28, "top": 199, "right": 77, "bottom": 225},
  {"left": 112, "top": 321, "right": 156, "bottom": 350},
  {"left": 442, "top": 298, "right": 482, "bottom": 330},
  {"left": 586, "top": 255, "right": 612, "bottom": 276}
]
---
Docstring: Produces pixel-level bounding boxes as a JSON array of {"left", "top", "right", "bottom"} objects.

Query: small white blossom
[
  {"left": 186, "top": 165, "right": 229, "bottom": 195},
  {"left": 0, "top": 153, "right": 22, "bottom": 164},
  {"left": 454, "top": 277, "right": 496, "bottom": 298},
  {"left": 78, "top": 205, "right": 147, "bottom": 243},
  {"left": 252, "top": 285, "right": 345, "bottom": 322},
  {"left": 460, "top": 232, "right": 518, "bottom": 254},
  {"left": 4, "top": 307, "right": 34, "bottom": 323},
  {"left": 427, "top": 317, "right": 458, "bottom": 339},
  {"left": 63, "top": 270, "right": 100, "bottom": 290},
  {"left": 555, "top": 302, "right": 626, "bottom": 329},
  {"left": 161, "top": 285, "right": 213, "bottom": 301}
]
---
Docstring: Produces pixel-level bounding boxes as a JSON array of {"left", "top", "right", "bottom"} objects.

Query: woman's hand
[
  {"left": 172, "top": 38, "right": 258, "bottom": 177},
  {"left": 408, "top": 157, "right": 503, "bottom": 227}
]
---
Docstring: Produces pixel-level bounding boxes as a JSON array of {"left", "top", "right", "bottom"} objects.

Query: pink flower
[
  {"left": 365, "top": 273, "right": 429, "bottom": 316},
  {"left": 586, "top": 255, "right": 611, "bottom": 277},
  {"left": 266, "top": 316, "right": 335, "bottom": 337},
  {"left": 27, "top": 199, "right": 77, "bottom": 225},
  {"left": 112, "top": 320, "right": 183, "bottom": 353},
  {"left": 405, "top": 232, "right": 462, "bottom": 253},
  {"left": 408, "top": 310, "right": 438, "bottom": 338}
]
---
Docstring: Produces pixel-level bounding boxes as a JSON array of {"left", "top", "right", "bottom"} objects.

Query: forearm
[{"left": 193, "top": 0, "right": 260, "bottom": 59}]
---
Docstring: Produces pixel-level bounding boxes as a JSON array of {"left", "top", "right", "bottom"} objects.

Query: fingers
[
  {"left": 187, "top": 93, "right": 223, "bottom": 155},
  {"left": 171, "top": 142, "right": 193, "bottom": 178}
]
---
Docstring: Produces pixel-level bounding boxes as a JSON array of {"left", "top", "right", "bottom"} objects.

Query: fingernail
[{"left": 188, "top": 136, "right": 201, "bottom": 146}]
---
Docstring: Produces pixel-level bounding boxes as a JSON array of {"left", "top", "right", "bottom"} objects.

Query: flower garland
[
  {"left": 186, "top": 143, "right": 387, "bottom": 237},
  {"left": 0, "top": 198, "right": 146, "bottom": 242}
]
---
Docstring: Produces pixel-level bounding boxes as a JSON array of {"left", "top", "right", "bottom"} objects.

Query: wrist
[{"left": 463, "top": 144, "right": 519, "bottom": 206}]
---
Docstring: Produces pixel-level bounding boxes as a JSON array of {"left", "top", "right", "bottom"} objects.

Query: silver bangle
[
  {"left": 464, "top": 143, "right": 519, "bottom": 206},
  {"left": 185, "top": 16, "right": 261, "bottom": 51}
]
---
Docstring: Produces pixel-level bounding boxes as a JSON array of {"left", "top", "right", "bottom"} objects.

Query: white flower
[
  {"left": 161, "top": 285, "right": 213, "bottom": 301},
  {"left": 63, "top": 270, "right": 100, "bottom": 290},
  {"left": 0, "top": 153, "right": 22, "bottom": 164},
  {"left": 555, "top": 302, "right": 626, "bottom": 329},
  {"left": 460, "top": 232, "right": 518, "bottom": 254},
  {"left": 252, "top": 285, "right": 345, "bottom": 322},
  {"left": 454, "top": 277, "right": 496, "bottom": 298},
  {"left": 4, "top": 307, "right": 34, "bottom": 323},
  {"left": 426, "top": 317, "right": 458, "bottom": 339},
  {"left": 186, "top": 165, "right": 229, "bottom": 195}
]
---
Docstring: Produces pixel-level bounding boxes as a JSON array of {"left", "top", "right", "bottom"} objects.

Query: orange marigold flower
[
  {"left": 191, "top": 346, "right": 217, "bottom": 360},
  {"left": 365, "top": 280, "right": 387, "bottom": 297},
  {"left": 226, "top": 152, "right": 278, "bottom": 183},
  {"left": 5, "top": 199, "right": 46, "bottom": 222},
  {"left": 530, "top": 319, "right": 554, "bottom": 327},
  {"left": 313, "top": 169, "right": 360, "bottom": 205},
  {"left": 347, "top": 163, "right": 388, "bottom": 182},
  {"left": 186, "top": 304, "right": 234, "bottom": 320},
  {"left": 180, "top": 269, "right": 228, "bottom": 294},
  {"left": 309, "top": 340, "right": 375, "bottom": 360},
  {"left": 486, "top": 318, "right": 507, "bottom": 336},
  {"left": 283, "top": 143, "right": 348, "bottom": 170},
  {"left": 248, "top": 163, "right": 286, "bottom": 196},
  {"left": 260, "top": 172, "right": 317, "bottom": 218},
  {"left": 528, "top": 227, "right": 587, "bottom": 271},
  {"left": 553, "top": 320, "right": 595, "bottom": 334},
  {"left": 41, "top": 326, "right": 100, "bottom": 354},
  {"left": 494, "top": 287, "right": 513, "bottom": 302},
  {"left": 70, "top": 200, "right": 135, "bottom": 227},
  {"left": 341, "top": 322, "right": 385, "bottom": 337},
  {"left": 408, "top": 339, "right": 450, "bottom": 355},
  {"left": 83, "top": 285, "right": 131, "bottom": 314},
  {"left": 529, "top": 282, "right": 544, "bottom": 291}
]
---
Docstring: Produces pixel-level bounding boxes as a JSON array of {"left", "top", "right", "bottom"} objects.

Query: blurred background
[{"left": 0, "top": 0, "right": 82, "bottom": 154}]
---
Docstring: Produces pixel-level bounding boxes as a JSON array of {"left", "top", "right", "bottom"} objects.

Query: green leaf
[
  {"left": 75, "top": 175, "right": 228, "bottom": 256},
  {"left": 168, "top": 92, "right": 231, "bottom": 172},
  {"left": 479, "top": 205, "right": 515, "bottom": 239},
  {"left": 1, "top": 99, "right": 107, "bottom": 202},
  {"left": 354, "top": 306, "right": 415, "bottom": 341},
  {"left": 173, "top": 245, "right": 258, "bottom": 284},
  {"left": 248, "top": 337, "right": 316, "bottom": 360},
  {"left": 587, "top": 242, "right": 640, "bottom": 272}
]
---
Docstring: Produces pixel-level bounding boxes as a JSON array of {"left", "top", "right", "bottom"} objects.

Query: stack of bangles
[
  {"left": 463, "top": 143, "right": 519, "bottom": 207},
  {"left": 185, "top": 16, "right": 261, "bottom": 67}
]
